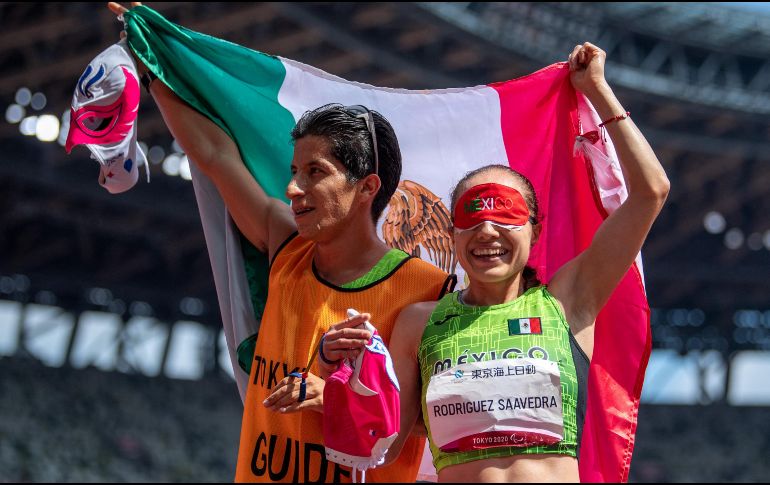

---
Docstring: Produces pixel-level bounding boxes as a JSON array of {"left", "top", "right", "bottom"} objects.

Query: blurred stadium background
[{"left": 2, "top": 2, "right": 770, "bottom": 482}]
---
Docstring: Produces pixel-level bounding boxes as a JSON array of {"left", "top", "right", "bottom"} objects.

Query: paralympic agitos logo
[{"left": 464, "top": 196, "right": 518, "bottom": 214}]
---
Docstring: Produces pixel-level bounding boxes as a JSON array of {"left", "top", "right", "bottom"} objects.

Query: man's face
[{"left": 286, "top": 135, "right": 360, "bottom": 241}]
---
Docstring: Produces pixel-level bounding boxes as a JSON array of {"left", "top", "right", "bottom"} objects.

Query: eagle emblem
[{"left": 382, "top": 180, "right": 457, "bottom": 274}]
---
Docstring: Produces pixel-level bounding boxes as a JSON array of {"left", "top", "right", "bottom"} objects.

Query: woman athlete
[{"left": 381, "top": 42, "right": 669, "bottom": 483}]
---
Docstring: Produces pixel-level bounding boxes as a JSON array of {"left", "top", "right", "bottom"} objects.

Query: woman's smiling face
[{"left": 452, "top": 171, "right": 539, "bottom": 285}]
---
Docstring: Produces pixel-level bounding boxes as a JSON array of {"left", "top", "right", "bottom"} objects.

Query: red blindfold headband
[{"left": 454, "top": 183, "right": 531, "bottom": 231}]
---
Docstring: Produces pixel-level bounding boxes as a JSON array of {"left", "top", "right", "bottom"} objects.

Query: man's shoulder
[
  {"left": 402, "top": 254, "right": 449, "bottom": 277},
  {"left": 270, "top": 232, "right": 310, "bottom": 266},
  {"left": 397, "top": 257, "right": 456, "bottom": 300}
]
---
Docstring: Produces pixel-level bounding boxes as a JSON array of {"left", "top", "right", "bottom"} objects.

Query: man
[{"left": 108, "top": 3, "right": 454, "bottom": 482}]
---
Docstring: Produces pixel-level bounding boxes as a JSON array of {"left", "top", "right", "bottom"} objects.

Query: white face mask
[{"left": 65, "top": 40, "right": 149, "bottom": 194}]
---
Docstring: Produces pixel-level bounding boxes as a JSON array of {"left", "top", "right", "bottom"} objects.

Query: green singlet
[{"left": 418, "top": 286, "right": 587, "bottom": 472}]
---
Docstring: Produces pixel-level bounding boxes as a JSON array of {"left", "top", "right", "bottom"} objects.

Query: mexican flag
[
  {"left": 508, "top": 318, "right": 543, "bottom": 335},
  {"left": 124, "top": 6, "right": 650, "bottom": 483}
]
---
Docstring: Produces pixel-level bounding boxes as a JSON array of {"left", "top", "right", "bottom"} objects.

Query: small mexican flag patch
[{"left": 508, "top": 317, "right": 542, "bottom": 335}]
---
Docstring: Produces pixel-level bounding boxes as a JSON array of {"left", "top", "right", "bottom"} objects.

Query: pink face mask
[
  {"left": 322, "top": 310, "right": 400, "bottom": 483},
  {"left": 65, "top": 40, "right": 149, "bottom": 194}
]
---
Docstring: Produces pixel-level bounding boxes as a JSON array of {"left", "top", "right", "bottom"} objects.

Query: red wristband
[{"left": 598, "top": 111, "right": 630, "bottom": 128}]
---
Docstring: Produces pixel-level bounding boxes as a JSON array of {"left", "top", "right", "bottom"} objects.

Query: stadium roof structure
[{"left": 2, "top": 3, "right": 770, "bottom": 362}]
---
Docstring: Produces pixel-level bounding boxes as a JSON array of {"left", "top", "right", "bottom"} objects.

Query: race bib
[{"left": 425, "top": 358, "right": 563, "bottom": 452}]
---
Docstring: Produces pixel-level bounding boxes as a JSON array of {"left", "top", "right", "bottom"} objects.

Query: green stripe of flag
[
  {"left": 125, "top": 6, "right": 299, "bottom": 321},
  {"left": 125, "top": 5, "right": 296, "bottom": 199}
]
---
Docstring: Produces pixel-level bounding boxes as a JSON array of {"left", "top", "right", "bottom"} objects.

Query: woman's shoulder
[
  {"left": 390, "top": 300, "right": 440, "bottom": 356},
  {"left": 399, "top": 299, "right": 441, "bottom": 323}
]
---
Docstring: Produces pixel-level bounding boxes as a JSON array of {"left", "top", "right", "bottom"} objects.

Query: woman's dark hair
[
  {"left": 449, "top": 164, "right": 542, "bottom": 290},
  {"left": 290, "top": 103, "right": 402, "bottom": 223}
]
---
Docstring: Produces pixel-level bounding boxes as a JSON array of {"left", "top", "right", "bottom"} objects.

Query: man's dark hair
[{"left": 290, "top": 103, "right": 402, "bottom": 223}]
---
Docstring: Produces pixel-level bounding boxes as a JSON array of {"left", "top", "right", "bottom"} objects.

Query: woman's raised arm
[{"left": 549, "top": 42, "right": 670, "bottom": 357}]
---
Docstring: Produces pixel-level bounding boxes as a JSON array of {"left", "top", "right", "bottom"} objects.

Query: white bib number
[{"left": 426, "top": 358, "right": 563, "bottom": 452}]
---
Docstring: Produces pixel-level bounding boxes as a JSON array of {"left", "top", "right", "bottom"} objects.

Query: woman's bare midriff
[{"left": 436, "top": 453, "right": 579, "bottom": 483}]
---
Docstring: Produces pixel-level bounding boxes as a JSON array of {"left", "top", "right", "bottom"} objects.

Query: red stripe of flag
[{"left": 489, "top": 64, "right": 651, "bottom": 482}]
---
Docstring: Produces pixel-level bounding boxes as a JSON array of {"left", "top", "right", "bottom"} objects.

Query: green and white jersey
[{"left": 418, "top": 286, "right": 586, "bottom": 472}]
